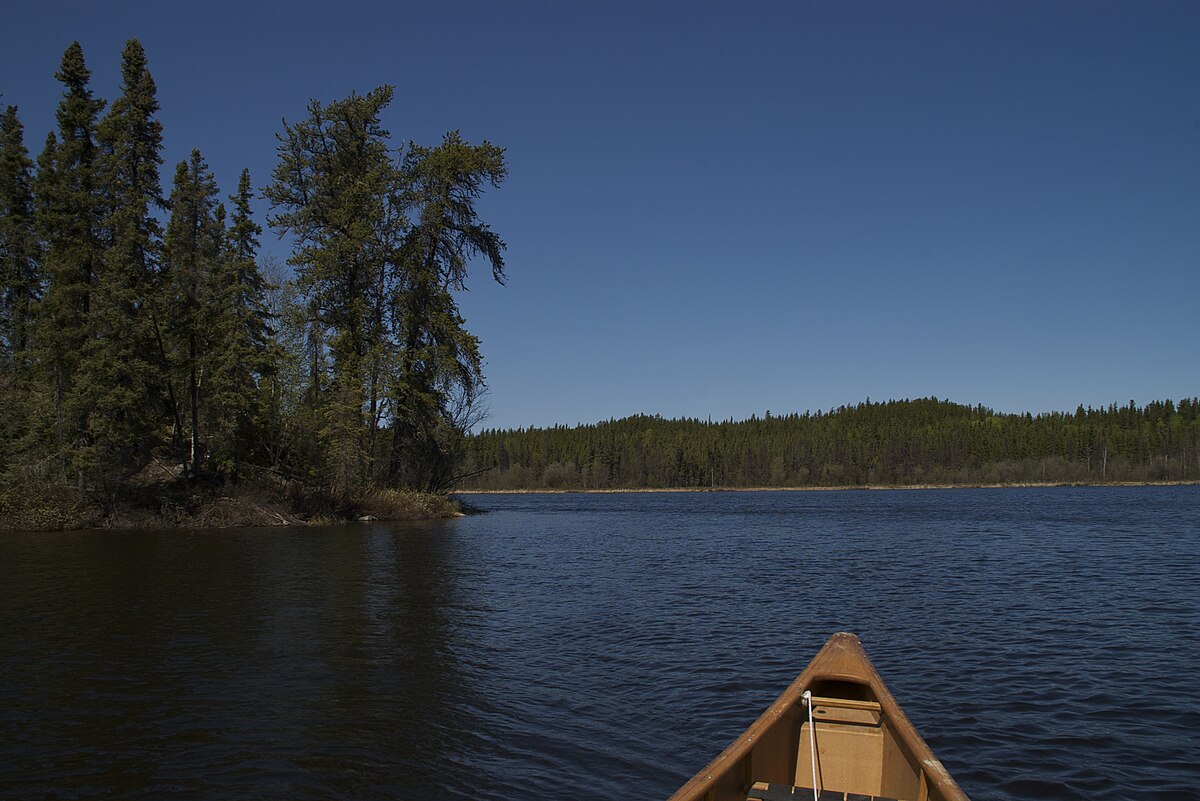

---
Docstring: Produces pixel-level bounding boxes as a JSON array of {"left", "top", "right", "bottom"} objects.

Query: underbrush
[
  {"left": 0, "top": 483, "right": 87, "bottom": 530},
  {"left": 1, "top": 469, "right": 460, "bottom": 530},
  {"left": 356, "top": 488, "right": 460, "bottom": 521}
]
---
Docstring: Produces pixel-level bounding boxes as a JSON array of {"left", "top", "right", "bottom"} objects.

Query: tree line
[
  {"left": 460, "top": 398, "right": 1200, "bottom": 490},
  {"left": 0, "top": 40, "right": 506, "bottom": 523}
]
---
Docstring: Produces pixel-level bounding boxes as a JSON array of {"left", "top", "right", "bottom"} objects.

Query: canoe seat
[{"left": 746, "top": 782, "right": 907, "bottom": 801}]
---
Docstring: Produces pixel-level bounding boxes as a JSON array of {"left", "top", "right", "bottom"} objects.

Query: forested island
[
  {"left": 460, "top": 398, "right": 1200, "bottom": 490},
  {"left": 0, "top": 41, "right": 507, "bottom": 529}
]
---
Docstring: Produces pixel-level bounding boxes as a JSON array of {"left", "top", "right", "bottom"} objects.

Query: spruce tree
[
  {"left": 33, "top": 42, "right": 106, "bottom": 485},
  {"left": 0, "top": 105, "right": 41, "bottom": 478},
  {"left": 226, "top": 170, "right": 269, "bottom": 340},
  {"left": 163, "top": 150, "right": 222, "bottom": 477},
  {"left": 81, "top": 37, "right": 165, "bottom": 482},
  {"left": 211, "top": 167, "right": 274, "bottom": 475},
  {"left": 0, "top": 106, "right": 40, "bottom": 369}
]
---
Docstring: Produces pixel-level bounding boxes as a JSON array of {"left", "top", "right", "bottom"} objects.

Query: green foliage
[
  {"left": 266, "top": 90, "right": 507, "bottom": 497},
  {"left": 266, "top": 86, "right": 405, "bottom": 496},
  {"left": 210, "top": 168, "right": 275, "bottom": 475},
  {"left": 31, "top": 42, "right": 107, "bottom": 482},
  {"left": 461, "top": 399, "right": 1200, "bottom": 490},
  {"left": 224, "top": 169, "right": 273, "bottom": 363},
  {"left": 0, "top": 477, "right": 83, "bottom": 530},
  {"left": 3, "top": 49, "right": 507, "bottom": 524},
  {"left": 161, "top": 155, "right": 276, "bottom": 482},
  {"left": 389, "top": 131, "right": 506, "bottom": 492},
  {"left": 0, "top": 106, "right": 41, "bottom": 371},
  {"left": 162, "top": 149, "right": 223, "bottom": 474},
  {"left": 76, "top": 37, "right": 165, "bottom": 481},
  {"left": 0, "top": 106, "right": 41, "bottom": 479}
]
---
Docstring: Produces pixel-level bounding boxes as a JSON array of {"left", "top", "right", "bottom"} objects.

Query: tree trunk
[{"left": 189, "top": 332, "right": 200, "bottom": 476}]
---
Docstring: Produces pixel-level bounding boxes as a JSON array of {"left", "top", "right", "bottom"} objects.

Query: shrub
[{"left": 359, "top": 488, "right": 460, "bottom": 520}]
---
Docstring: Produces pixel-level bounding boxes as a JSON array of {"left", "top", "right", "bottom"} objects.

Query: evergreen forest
[
  {"left": 461, "top": 398, "right": 1200, "bottom": 490},
  {"left": 0, "top": 41, "right": 507, "bottom": 527}
]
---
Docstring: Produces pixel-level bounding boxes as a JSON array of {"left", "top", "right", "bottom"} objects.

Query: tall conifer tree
[
  {"left": 0, "top": 105, "right": 40, "bottom": 371},
  {"left": 389, "top": 131, "right": 507, "bottom": 491},
  {"left": 33, "top": 42, "right": 106, "bottom": 484},
  {"left": 81, "top": 37, "right": 165, "bottom": 480},
  {"left": 0, "top": 105, "right": 41, "bottom": 478},
  {"left": 163, "top": 150, "right": 221, "bottom": 476},
  {"left": 266, "top": 87, "right": 404, "bottom": 497},
  {"left": 225, "top": 169, "right": 270, "bottom": 351},
  {"left": 268, "top": 90, "right": 508, "bottom": 495},
  {"left": 210, "top": 167, "right": 274, "bottom": 474}
]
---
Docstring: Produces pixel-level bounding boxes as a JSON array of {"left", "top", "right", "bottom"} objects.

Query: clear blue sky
[{"left": 3, "top": 1, "right": 1197, "bottom": 431}]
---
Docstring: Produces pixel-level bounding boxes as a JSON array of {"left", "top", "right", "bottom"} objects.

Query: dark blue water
[{"left": 1, "top": 486, "right": 1197, "bottom": 800}]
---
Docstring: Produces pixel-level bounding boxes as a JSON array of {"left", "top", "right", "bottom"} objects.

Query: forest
[
  {"left": 0, "top": 40, "right": 507, "bottom": 527},
  {"left": 460, "top": 398, "right": 1200, "bottom": 490}
]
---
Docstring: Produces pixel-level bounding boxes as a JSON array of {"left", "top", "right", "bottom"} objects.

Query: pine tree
[
  {"left": 33, "top": 42, "right": 106, "bottom": 486},
  {"left": 388, "top": 131, "right": 507, "bottom": 491},
  {"left": 265, "top": 87, "right": 405, "bottom": 497}
]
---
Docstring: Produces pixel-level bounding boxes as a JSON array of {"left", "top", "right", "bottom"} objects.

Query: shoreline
[
  {"left": 9, "top": 481, "right": 1194, "bottom": 530},
  {"left": 1, "top": 483, "right": 464, "bottom": 532},
  {"left": 455, "top": 480, "right": 1200, "bottom": 495}
]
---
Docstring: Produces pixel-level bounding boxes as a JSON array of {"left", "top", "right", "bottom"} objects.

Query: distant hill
[{"left": 459, "top": 397, "right": 1200, "bottom": 490}]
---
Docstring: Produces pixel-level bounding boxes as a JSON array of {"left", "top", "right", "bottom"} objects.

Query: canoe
[{"left": 667, "top": 632, "right": 970, "bottom": 801}]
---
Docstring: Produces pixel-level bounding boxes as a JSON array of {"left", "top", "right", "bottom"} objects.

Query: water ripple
[{"left": 1, "top": 487, "right": 1198, "bottom": 799}]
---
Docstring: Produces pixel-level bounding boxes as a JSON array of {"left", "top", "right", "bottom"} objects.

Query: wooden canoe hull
[{"left": 667, "top": 633, "right": 970, "bottom": 801}]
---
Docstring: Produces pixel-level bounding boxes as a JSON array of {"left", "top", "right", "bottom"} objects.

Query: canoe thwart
[
  {"left": 747, "top": 782, "right": 908, "bottom": 801},
  {"left": 808, "top": 696, "right": 882, "bottom": 726}
]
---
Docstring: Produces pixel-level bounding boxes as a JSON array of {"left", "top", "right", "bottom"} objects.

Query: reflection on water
[
  {"left": 1, "top": 486, "right": 1198, "bottom": 800},
  {"left": 0, "top": 522, "right": 477, "bottom": 799}
]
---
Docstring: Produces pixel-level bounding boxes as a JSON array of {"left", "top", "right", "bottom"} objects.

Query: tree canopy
[
  {"left": 461, "top": 399, "right": 1200, "bottom": 490},
  {"left": 265, "top": 89, "right": 508, "bottom": 496}
]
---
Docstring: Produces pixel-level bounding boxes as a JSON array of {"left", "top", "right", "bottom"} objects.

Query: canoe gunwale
[{"left": 665, "top": 632, "right": 971, "bottom": 801}]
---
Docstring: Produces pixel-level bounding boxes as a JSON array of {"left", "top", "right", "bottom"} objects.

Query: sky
[{"left": 2, "top": 1, "right": 1197, "bottom": 431}]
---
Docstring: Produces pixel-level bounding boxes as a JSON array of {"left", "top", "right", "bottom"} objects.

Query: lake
[{"left": 1, "top": 486, "right": 1197, "bottom": 800}]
